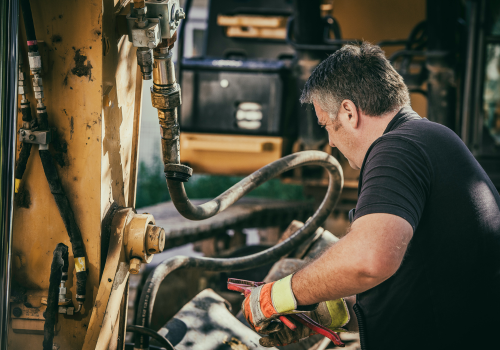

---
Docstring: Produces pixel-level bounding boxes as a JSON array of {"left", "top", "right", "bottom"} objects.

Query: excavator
[{"left": 0, "top": 0, "right": 498, "bottom": 349}]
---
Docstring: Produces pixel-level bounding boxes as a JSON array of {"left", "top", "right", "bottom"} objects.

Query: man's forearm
[
  {"left": 291, "top": 213, "right": 412, "bottom": 305},
  {"left": 291, "top": 232, "right": 386, "bottom": 305}
]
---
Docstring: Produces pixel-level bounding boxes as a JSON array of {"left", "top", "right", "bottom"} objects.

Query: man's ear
[{"left": 341, "top": 100, "right": 360, "bottom": 129}]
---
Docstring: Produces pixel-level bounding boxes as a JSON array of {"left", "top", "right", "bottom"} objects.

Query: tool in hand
[
  {"left": 227, "top": 278, "right": 298, "bottom": 331},
  {"left": 227, "top": 278, "right": 344, "bottom": 347}
]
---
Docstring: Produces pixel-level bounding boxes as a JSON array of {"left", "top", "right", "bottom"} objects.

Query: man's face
[{"left": 313, "top": 100, "right": 358, "bottom": 169}]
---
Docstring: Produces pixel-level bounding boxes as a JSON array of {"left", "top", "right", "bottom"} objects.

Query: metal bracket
[
  {"left": 126, "top": 0, "right": 181, "bottom": 42},
  {"left": 19, "top": 129, "right": 52, "bottom": 145}
]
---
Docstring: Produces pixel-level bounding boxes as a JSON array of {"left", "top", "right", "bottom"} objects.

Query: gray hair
[{"left": 300, "top": 42, "right": 410, "bottom": 119}]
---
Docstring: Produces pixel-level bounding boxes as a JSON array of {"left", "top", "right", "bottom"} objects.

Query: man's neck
[{"left": 353, "top": 109, "right": 400, "bottom": 168}]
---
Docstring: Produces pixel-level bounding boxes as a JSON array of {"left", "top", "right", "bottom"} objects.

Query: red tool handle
[{"left": 289, "top": 314, "right": 344, "bottom": 347}]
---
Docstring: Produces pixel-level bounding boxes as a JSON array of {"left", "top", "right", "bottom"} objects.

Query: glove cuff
[
  {"left": 271, "top": 274, "right": 297, "bottom": 313},
  {"left": 325, "top": 298, "right": 350, "bottom": 330}
]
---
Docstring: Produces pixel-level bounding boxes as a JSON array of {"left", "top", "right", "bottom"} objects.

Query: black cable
[
  {"left": 39, "top": 150, "right": 87, "bottom": 303},
  {"left": 176, "top": 0, "right": 193, "bottom": 87},
  {"left": 43, "top": 243, "right": 68, "bottom": 350},
  {"left": 19, "top": 0, "right": 37, "bottom": 50},
  {"left": 14, "top": 142, "right": 31, "bottom": 181},
  {"left": 127, "top": 325, "right": 175, "bottom": 350}
]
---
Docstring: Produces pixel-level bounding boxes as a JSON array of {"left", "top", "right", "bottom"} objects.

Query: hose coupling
[{"left": 164, "top": 163, "right": 192, "bottom": 182}]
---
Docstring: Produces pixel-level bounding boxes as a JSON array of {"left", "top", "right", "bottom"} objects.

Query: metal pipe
[{"left": 0, "top": 0, "right": 19, "bottom": 348}]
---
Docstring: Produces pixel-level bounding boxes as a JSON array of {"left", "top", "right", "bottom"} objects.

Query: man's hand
[
  {"left": 240, "top": 275, "right": 350, "bottom": 346},
  {"left": 258, "top": 299, "right": 350, "bottom": 347},
  {"left": 241, "top": 275, "right": 311, "bottom": 334}
]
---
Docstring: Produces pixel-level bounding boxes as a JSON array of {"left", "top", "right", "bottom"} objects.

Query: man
[{"left": 242, "top": 43, "right": 500, "bottom": 349}]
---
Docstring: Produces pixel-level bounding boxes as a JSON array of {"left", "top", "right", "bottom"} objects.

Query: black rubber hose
[
  {"left": 176, "top": 0, "right": 192, "bottom": 86},
  {"left": 136, "top": 151, "right": 343, "bottom": 349},
  {"left": 39, "top": 150, "right": 87, "bottom": 302},
  {"left": 35, "top": 108, "right": 48, "bottom": 131},
  {"left": 166, "top": 151, "right": 341, "bottom": 220},
  {"left": 43, "top": 243, "right": 68, "bottom": 350},
  {"left": 14, "top": 142, "right": 31, "bottom": 180},
  {"left": 19, "top": 0, "right": 37, "bottom": 50},
  {"left": 61, "top": 242, "right": 69, "bottom": 281},
  {"left": 127, "top": 326, "right": 175, "bottom": 350}
]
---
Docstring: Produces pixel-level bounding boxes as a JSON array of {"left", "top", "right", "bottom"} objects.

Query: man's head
[{"left": 300, "top": 42, "right": 410, "bottom": 169}]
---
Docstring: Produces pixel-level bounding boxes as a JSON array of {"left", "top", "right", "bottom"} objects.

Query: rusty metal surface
[
  {"left": 10, "top": 0, "right": 142, "bottom": 348},
  {"left": 139, "top": 198, "right": 314, "bottom": 249}
]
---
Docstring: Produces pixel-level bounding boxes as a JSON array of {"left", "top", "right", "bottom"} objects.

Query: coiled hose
[{"left": 135, "top": 151, "right": 343, "bottom": 349}]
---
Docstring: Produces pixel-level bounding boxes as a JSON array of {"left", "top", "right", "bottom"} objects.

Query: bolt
[
  {"left": 176, "top": 8, "right": 186, "bottom": 21},
  {"left": 20, "top": 130, "right": 25, "bottom": 136},
  {"left": 29, "top": 134, "right": 36, "bottom": 141},
  {"left": 13, "top": 307, "right": 22, "bottom": 317},
  {"left": 129, "top": 258, "right": 142, "bottom": 274}
]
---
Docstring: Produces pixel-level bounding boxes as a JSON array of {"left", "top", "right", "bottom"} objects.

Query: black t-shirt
[{"left": 353, "top": 107, "right": 500, "bottom": 350}]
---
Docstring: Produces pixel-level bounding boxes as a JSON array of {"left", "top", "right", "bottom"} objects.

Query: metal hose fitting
[{"left": 152, "top": 46, "right": 192, "bottom": 182}]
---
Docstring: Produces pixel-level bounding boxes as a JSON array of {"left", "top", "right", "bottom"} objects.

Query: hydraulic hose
[
  {"left": 20, "top": 0, "right": 37, "bottom": 51},
  {"left": 39, "top": 150, "right": 87, "bottom": 304},
  {"left": 127, "top": 326, "right": 175, "bottom": 350},
  {"left": 167, "top": 151, "right": 341, "bottom": 220},
  {"left": 135, "top": 151, "right": 343, "bottom": 349},
  {"left": 43, "top": 243, "right": 68, "bottom": 350}
]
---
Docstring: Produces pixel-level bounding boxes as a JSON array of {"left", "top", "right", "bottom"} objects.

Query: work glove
[
  {"left": 241, "top": 274, "right": 349, "bottom": 346},
  {"left": 258, "top": 299, "right": 349, "bottom": 347}
]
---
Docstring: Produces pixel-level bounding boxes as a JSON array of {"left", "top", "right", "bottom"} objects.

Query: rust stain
[{"left": 71, "top": 49, "right": 93, "bottom": 80}]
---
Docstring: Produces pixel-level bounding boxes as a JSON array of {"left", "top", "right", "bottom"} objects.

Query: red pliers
[{"left": 227, "top": 278, "right": 345, "bottom": 347}]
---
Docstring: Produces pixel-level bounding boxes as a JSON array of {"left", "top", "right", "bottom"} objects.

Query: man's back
[{"left": 354, "top": 108, "right": 500, "bottom": 349}]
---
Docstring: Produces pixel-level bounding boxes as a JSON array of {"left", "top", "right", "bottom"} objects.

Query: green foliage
[{"left": 136, "top": 155, "right": 305, "bottom": 208}]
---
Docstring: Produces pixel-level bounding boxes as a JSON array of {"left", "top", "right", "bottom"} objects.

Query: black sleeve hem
[{"left": 353, "top": 203, "right": 417, "bottom": 232}]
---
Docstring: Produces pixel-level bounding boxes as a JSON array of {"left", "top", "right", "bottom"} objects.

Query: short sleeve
[{"left": 353, "top": 136, "right": 432, "bottom": 231}]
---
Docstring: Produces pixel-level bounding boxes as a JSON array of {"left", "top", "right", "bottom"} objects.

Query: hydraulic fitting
[
  {"left": 136, "top": 48, "right": 154, "bottom": 80},
  {"left": 18, "top": 63, "right": 28, "bottom": 101},
  {"left": 152, "top": 46, "right": 192, "bottom": 182}
]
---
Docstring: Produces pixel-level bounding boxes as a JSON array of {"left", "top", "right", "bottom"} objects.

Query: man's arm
[{"left": 292, "top": 213, "right": 413, "bottom": 305}]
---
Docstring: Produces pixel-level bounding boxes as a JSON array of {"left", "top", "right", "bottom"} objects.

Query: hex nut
[
  {"left": 32, "top": 77, "right": 43, "bottom": 86},
  {"left": 135, "top": 7, "right": 147, "bottom": 16},
  {"left": 129, "top": 258, "right": 142, "bottom": 274},
  {"left": 150, "top": 88, "right": 181, "bottom": 109},
  {"left": 28, "top": 54, "right": 42, "bottom": 71},
  {"left": 18, "top": 85, "right": 27, "bottom": 95},
  {"left": 35, "top": 91, "right": 44, "bottom": 99}
]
